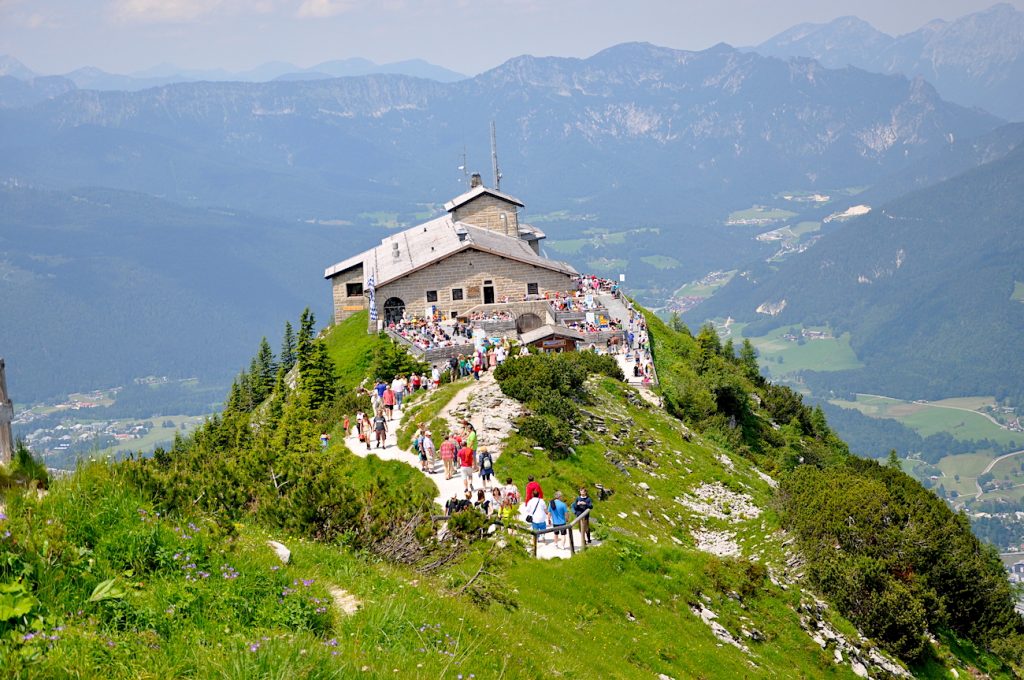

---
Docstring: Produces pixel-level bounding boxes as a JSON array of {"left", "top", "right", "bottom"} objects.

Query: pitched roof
[
  {"left": 519, "top": 324, "right": 585, "bottom": 345},
  {"left": 443, "top": 185, "right": 525, "bottom": 212},
  {"left": 323, "top": 215, "right": 577, "bottom": 285}
]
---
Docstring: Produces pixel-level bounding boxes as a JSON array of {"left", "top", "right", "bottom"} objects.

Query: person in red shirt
[
  {"left": 458, "top": 444, "right": 476, "bottom": 491},
  {"left": 382, "top": 387, "right": 396, "bottom": 420},
  {"left": 525, "top": 475, "right": 543, "bottom": 500}
]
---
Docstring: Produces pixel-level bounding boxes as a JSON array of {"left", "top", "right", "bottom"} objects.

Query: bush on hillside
[
  {"left": 369, "top": 337, "right": 429, "bottom": 383},
  {"left": 494, "top": 352, "right": 621, "bottom": 457},
  {"left": 778, "top": 457, "right": 1023, "bottom": 662}
]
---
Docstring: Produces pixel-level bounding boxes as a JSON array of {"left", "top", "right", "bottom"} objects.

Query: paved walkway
[
  {"left": 342, "top": 374, "right": 593, "bottom": 559},
  {"left": 598, "top": 294, "right": 660, "bottom": 406}
]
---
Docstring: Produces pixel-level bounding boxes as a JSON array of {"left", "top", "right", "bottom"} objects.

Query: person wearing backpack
[{"left": 478, "top": 446, "right": 494, "bottom": 489}]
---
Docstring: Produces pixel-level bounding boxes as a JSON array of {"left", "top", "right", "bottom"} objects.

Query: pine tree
[
  {"left": 299, "top": 338, "right": 337, "bottom": 412},
  {"left": 722, "top": 338, "right": 735, "bottom": 360},
  {"left": 739, "top": 339, "right": 760, "bottom": 382},
  {"left": 696, "top": 323, "right": 722, "bottom": 357},
  {"left": 280, "top": 321, "right": 297, "bottom": 373},
  {"left": 253, "top": 337, "right": 277, "bottom": 402},
  {"left": 296, "top": 308, "right": 316, "bottom": 370}
]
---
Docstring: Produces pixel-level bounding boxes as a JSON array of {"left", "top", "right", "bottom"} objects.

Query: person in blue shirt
[{"left": 548, "top": 491, "right": 569, "bottom": 550}]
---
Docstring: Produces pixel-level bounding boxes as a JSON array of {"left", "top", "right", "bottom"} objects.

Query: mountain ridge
[{"left": 756, "top": 3, "right": 1024, "bottom": 119}]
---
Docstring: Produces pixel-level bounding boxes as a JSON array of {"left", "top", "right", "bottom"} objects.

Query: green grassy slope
[{"left": 1, "top": 312, "right": 1019, "bottom": 678}]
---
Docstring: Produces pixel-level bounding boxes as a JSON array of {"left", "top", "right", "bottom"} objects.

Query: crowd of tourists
[
  {"left": 575, "top": 274, "right": 620, "bottom": 295},
  {"left": 549, "top": 290, "right": 603, "bottom": 312},
  {"left": 444, "top": 472, "right": 595, "bottom": 549},
  {"left": 466, "top": 310, "right": 514, "bottom": 322},
  {"left": 564, "top": 317, "right": 622, "bottom": 334},
  {"left": 388, "top": 317, "right": 475, "bottom": 350}
]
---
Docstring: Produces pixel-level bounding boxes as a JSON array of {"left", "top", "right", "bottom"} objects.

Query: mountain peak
[{"left": 0, "top": 55, "right": 36, "bottom": 80}]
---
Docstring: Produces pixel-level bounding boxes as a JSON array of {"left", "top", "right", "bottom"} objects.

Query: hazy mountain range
[
  {"left": 2, "top": 4, "right": 1023, "bottom": 404},
  {"left": 0, "top": 54, "right": 466, "bottom": 92},
  {"left": 756, "top": 3, "right": 1024, "bottom": 120}
]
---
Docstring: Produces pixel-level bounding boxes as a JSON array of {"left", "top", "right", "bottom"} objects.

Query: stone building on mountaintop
[{"left": 324, "top": 174, "right": 579, "bottom": 330}]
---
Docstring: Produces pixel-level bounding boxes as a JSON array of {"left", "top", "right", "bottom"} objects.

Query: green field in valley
[
  {"left": 98, "top": 414, "right": 208, "bottom": 457},
  {"left": 790, "top": 221, "right": 822, "bottom": 237},
  {"left": 830, "top": 394, "right": 1020, "bottom": 446},
  {"left": 731, "top": 324, "right": 862, "bottom": 378},
  {"left": 640, "top": 254, "right": 680, "bottom": 269},
  {"left": 674, "top": 271, "right": 736, "bottom": 299},
  {"left": 546, "top": 238, "right": 588, "bottom": 254},
  {"left": 726, "top": 206, "right": 797, "bottom": 224},
  {"left": 1012, "top": 281, "right": 1024, "bottom": 302}
]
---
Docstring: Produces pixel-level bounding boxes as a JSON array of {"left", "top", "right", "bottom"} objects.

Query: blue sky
[{"left": 2, "top": 0, "right": 1020, "bottom": 75}]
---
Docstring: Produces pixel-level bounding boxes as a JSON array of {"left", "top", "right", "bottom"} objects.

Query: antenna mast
[
  {"left": 490, "top": 121, "right": 502, "bottom": 190},
  {"left": 457, "top": 146, "right": 468, "bottom": 185}
]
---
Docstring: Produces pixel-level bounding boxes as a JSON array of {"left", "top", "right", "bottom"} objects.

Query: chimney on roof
[{"left": 469, "top": 173, "right": 482, "bottom": 189}]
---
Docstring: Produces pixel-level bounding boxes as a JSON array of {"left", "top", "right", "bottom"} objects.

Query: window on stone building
[
  {"left": 426, "top": 290, "right": 438, "bottom": 302},
  {"left": 346, "top": 282, "right": 363, "bottom": 297},
  {"left": 451, "top": 288, "right": 464, "bottom": 301},
  {"left": 527, "top": 282, "right": 539, "bottom": 296}
]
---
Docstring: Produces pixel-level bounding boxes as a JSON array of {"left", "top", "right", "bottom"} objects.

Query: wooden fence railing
[{"left": 432, "top": 509, "right": 592, "bottom": 558}]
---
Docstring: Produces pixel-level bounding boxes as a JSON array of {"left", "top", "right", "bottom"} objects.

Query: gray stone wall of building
[
  {"left": 331, "top": 263, "right": 367, "bottom": 324},
  {"left": 452, "top": 195, "right": 520, "bottom": 236},
  {"left": 374, "top": 249, "right": 573, "bottom": 322}
]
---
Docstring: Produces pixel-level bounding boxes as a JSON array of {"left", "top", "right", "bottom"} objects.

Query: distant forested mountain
[
  {"left": 0, "top": 184, "right": 349, "bottom": 401},
  {"left": 0, "top": 41, "right": 1007, "bottom": 402},
  {"left": 756, "top": 3, "right": 1024, "bottom": 120},
  {"left": 692, "top": 141, "right": 1024, "bottom": 403},
  {"left": 0, "top": 43, "right": 1000, "bottom": 224}
]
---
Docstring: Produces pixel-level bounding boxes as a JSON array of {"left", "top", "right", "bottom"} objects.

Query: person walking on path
[
  {"left": 458, "top": 441, "right": 476, "bottom": 492},
  {"left": 440, "top": 434, "right": 457, "bottom": 480},
  {"left": 372, "top": 410, "right": 388, "bottom": 448},
  {"left": 549, "top": 491, "right": 569, "bottom": 549},
  {"left": 525, "top": 475, "right": 544, "bottom": 501},
  {"left": 382, "top": 386, "right": 396, "bottom": 420},
  {"left": 525, "top": 490, "right": 549, "bottom": 541},
  {"left": 359, "top": 412, "right": 372, "bottom": 451},
  {"left": 422, "top": 430, "right": 437, "bottom": 473},
  {"left": 573, "top": 487, "right": 594, "bottom": 545},
  {"left": 478, "top": 446, "right": 495, "bottom": 490},
  {"left": 489, "top": 488, "right": 503, "bottom": 518},
  {"left": 391, "top": 375, "right": 407, "bottom": 409}
]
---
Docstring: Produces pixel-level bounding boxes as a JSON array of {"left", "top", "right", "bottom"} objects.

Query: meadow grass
[{"left": 324, "top": 311, "right": 381, "bottom": 391}]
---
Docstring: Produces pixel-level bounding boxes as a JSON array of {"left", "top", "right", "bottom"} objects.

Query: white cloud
[
  {"left": 296, "top": 0, "right": 356, "bottom": 18},
  {"left": 110, "top": 0, "right": 224, "bottom": 22}
]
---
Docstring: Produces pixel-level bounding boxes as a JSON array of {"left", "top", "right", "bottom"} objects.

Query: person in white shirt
[
  {"left": 525, "top": 490, "right": 549, "bottom": 541},
  {"left": 391, "top": 376, "right": 407, "bottom": 409},
  {"left": 431, "top": 366, "right": 440, "bottom": 388}
]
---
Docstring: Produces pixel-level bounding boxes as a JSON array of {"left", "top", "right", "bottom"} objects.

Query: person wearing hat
[
  {"left": 549, "top": 491, "right": 569, "bottom": 549},
  {"left": 422, "top": 430, "right": 437, "bottom": 473}
]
